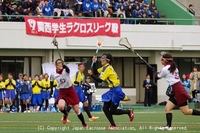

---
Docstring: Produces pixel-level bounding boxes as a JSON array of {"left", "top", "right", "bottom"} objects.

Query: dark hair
[
  {"left": 146, "top": 74, "right": 150, "bottom": 77},
  {"left": 193, "top": 66, "right": 198, "bottom": 71},
  {"left": 102, "top": 53, "right": 114, "bottom": 65},
  {"left": 189, "top": 4, "right": 193, "bottom": 7},
  {"left": 23, "top": 74, "right": 27, "bottom": 77},
  {"left": 78, "top": 63, "right": 85, "bottom": 67},
  {"left": 34, "top": 74, "right": 39, "bottom": 77},
  {"left": 55, "top": 59, "right": 63, "bottom": 65},
  {"left": 162, "top": 53, "right": 177, "bottom": 73}
]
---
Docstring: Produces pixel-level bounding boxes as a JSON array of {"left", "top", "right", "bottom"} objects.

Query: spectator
[
  {"left": 125, "top": 4, "right": 133, "bottom": 24},
  {"left": 99, "top": 0, "right": 109, "bottom": 17},
  {"left": 140, "top": 13, "right": 149, "bottom": 24},
  {"left": 123, "top": 0, "right": 129, "bottom": 10},
  {"left": 143, "top": 74, "right": 154, "bottom": 107},
  {"left": 132, "top": 4, "right": 141, "bottom": 24},
  {"left": 118, "top": 13, "right": 125, "bottom": 24},
  {"left": 23, "top": 0, "right": 34, "bottom": 15},
  {"left": 2, "top": 0, "right": 15, "bottom": 15},
  {"left": 139, "top": 0, "right": 145, "bottom": 9},
  {"left": 32, "top": 0, "right": 40, "bottom": 12},
  {"left": 109, "top": 0, "right": 115, "bottom": 14},
  {"left": 16, "top": 3, "right": 24, "bottom": 15},
  {"left": 91, "top": 0, "right": 101, "bottom": 17},
  {"left": 149, "top": 13, "right": 157, "bottom": 24},
  {"left": 106, "top": 13, "right": 112, "bottom": 18},
  {"left": 132, "top": 0, "right": 139, "bottom": 10},
  {"left": 188, "top": 4, "right": 195, "bottom": 16},
  {"left": 74, "top": 0, "right": 83, "bottom": 12},
  {"left": 144, "top": 0, "right": 149, "bottom": 5},
  {"left": 114, "top": 0, "right": 123, "bottom": 13},
  {"left": 149, "top": 0, "right": 160, "bottom": 18},
  {"left": 189, "top": 66, "right": 200, "bottom": 98},
  {"left": 62, "top": 0, "right": 70, "bottom": 9},
  {"left": 82, "top": 0, "right": 93, "bottom": 17},
  {"left": 53, "top": 0, "right": 62, "bottom": 9},
  {"left": 141, "top": 4, "right": 151, "bottom": 17},
  {"left": 181, "top": 74, "right": 191, "bottom": 96},
  {"left": 117, "top": 5, "right": 126, "bottom": 18},
  {"left": 10, "top": 9, "right": 23, "bottom": 22},
  {"left": 35, "top": 3, "right": 43, "bottom": 16},
  {"left": 42, "top": 0, "right": 54, "bottom": 16}
]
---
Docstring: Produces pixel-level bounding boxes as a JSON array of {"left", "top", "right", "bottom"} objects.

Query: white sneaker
[
  {"left": 158, "top": 126, "right": 172, "bottom": 131},
  {"left": 27, "top": 110, "right": 31, "bottom": 113},
  {"left": 24, "top": 111, "right": 27, "bottom": 113}
]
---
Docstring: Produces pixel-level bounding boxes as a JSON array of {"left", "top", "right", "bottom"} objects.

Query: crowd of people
[{"left": 0, "top": 0, "right": 160, "bottom": 24}]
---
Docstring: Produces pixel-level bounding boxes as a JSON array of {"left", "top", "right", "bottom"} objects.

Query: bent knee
[
  {"left": 58, "top": 99, "right": 66, "bottom": 110},
  {"left": 181, "top": 109, "right": 192, "bottom": 115}
]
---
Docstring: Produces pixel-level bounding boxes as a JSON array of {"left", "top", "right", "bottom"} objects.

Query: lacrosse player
[
  {"left": 88, "top": 53, "right": 134, "bottom": 130},
  {"left": 41, "top": 73, "right": 51, "bottom": 112},
  {"left": 4, "top": 73, "right": 16, "bottom": 113},
  {"left": 156, "top": 52, "right": 200, "bottom": 131},
  {"left": 0, "top": 74, "right": 5, "bottom": 113},
  {"left": 19, "top": 74, "right": 31, "bottom": 113},
  {"left": 50, "top": 59, "right": 88, "bottom": 128}
]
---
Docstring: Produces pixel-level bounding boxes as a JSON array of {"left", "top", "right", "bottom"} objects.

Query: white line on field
[{"left": 0, "top": 121, "right": 199, "bottom": 124}]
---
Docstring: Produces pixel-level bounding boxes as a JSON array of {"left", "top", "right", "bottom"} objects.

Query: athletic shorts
[
  {"left": 57, "top": 86, "right": 79, "bottom": 106},
  {"left": 41, "top": 91, "right": 50, "bottom": 100},
  {"left": 5, "top": 90, "right": 15, "bottom": 99},
  {"left": 53, "top": 89, "right": 59, "bottom": 99},
  {"left": 74, "top": 86, "right": 87, "bottom": 103},
  {"left": 0, "top": 91, "right": 3, "bottom": 100},
  {"left": 102, "top": 86, "right": 125, "bottom": 105},
  {"left": 169, "top": 96, "right": 188, "bottom": 107},
  {"left": 31, "top": 94, "right": 42, "bottom": 105},
  {"left": 20, "top": 94, "right": 30, "bottom": 100}
]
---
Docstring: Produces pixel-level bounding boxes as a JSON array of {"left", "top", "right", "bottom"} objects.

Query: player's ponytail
[{"left": 162, "top": 53, "right": 177, "bottom": 73}]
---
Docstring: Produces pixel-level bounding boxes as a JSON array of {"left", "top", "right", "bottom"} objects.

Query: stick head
[
  {"left": 97, "top": 36, "right": 104, "bottom": 48},
  {"left": 52, "top": 34, "right": 58, "bottom": 47},
  {"left": 119, "top": 37, "right": 132, "bottom": 50}
]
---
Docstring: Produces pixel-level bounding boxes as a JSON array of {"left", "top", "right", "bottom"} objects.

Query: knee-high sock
[
  {"left": 45, "top": 99, "right": 49, "bottom": 110},
  {"left": 84, "top": 106, "right": 92, "bottom": 118},
  {"left": 192, "top": 109, "right": 200, "bottom": 115},
  {"left": 103, "top": 102, "right": 116, "bottom": 126},
  {"left": 77, "top": 112, "right": 86, "bottom": 126},
  {"left": 166, "top": 113, "right": 172, "bottom": 127},
  {"left": 110, "top": 102, "right": 129, "bottom": 115}
]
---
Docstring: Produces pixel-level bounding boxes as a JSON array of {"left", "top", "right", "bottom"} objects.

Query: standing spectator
[
  {"left": 188, "top": 4, "right": 195, "bottom": 16},
  {"left": 125, "top": 4, "right": 133, "bottom": 24},
  {"left": 149, "top": 0, "right": 160, "bottom": 18},
  {"left": 143, "top": 74, "right": 153, "bottom": 107},
  {"left": 91, "top": 0, "right": 101, "bottom": 17},
  {"left": 82, "top": 0, "right": 93, "bottom": 17},
  {"left": 42, "top": 0, "right": 54, "bottom": 17},
  {"left": 189, "top": 66, "right": 200, "bottom": 98},
  {"left": 4, "top": 73, "right": 16, "bottom": 113},
  {"left": 181, "top": 74, "right": 190, "bottom": 96}
]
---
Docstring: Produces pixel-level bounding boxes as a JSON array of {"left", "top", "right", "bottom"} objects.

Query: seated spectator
[
  {"left": 42, "top": 0, "right": 54, "bottom": 16},
  {"left": 91, "top": 0, "right": 101, "bottom": 17},
  {"left": 74, "top": 0, "right": 83, "bottom": 12},
  {"left": 106, "top": 13, "right": 112, "bottom": 18},
  {"left": 141, "top": 4, "right": 151, "bottom": 17},
  {"left": 10, "top": 9, "right": 23, "bottom": 22},
  {"left": 53, "top": 0, "right": 62, "bottom": 9},
  {"left": 82, "top": 0, "right": 93, "bottom": 17},
  {"left": 149, "top": 13, "right": 157, "bottom": 24},
  {"left": 62, "top": 9, "right": 74, "bottom": 17},
  {"left": 118, "top": 13, "right": 125, "bottom": 24},
  {"left": 62, "top": 0, "right": 70, "bottom": 9},
  {"left": 114, "top": 0, "right": 123, "bottom": 13},
  {"left": 139, "top": 0, "right": 145, "bottom": 9},
  {"left": 132, "top": 5, "right": 141, "bottom": 24},
  {"left": 188, "top": 4, "right": 195, "bottom": 16},
  {"left": 132, "top": 0, "right": 139, "bottom": 10},
  {"left": 125, "top": 4, "right": 133, "bottom": 24},
  {"left": 149, "top": 0, "right": 160, "bottom": 18},
  {"left": 32, "top": 0, "right": 40, "bottom": 12},
  {"left": 3, "top": 0, "right": 15, "bottom": 15},
  {"left": 109, "top": 0, "right": 115, "bottom": 14},
  {"left": 28, "top": 11, "right": 33, "bottom": 16},
  {"left": 117, "top": 5, "right": 126, "bottom": 18},
  {"left": 0, "top": 2, "right": 3, "bottom": 21},
  {"left": 23, "top": 0, "right": 34, "bottom": 15},
  {"left": 140, "top": 12, "right": 149, "bottom": 24},
  {"left": 35, "top": 3, "right": 44, "bottom": 16}
]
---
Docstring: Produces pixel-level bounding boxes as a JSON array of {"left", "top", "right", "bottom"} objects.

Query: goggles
[{"left": 101, "top": 55, "right": 110, "bottom": 61}]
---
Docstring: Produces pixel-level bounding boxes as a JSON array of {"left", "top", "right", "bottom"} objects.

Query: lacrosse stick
[
  {"left": 51, "top": 34, "right": 62, "bottom": 61},
  {"left": 119, "top": 37, "right": 155, "bottom": 71},
  {"left": 90, "top": 36, "right": 105, "bottom": 68}
]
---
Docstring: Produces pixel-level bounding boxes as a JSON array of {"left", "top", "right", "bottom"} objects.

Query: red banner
[{"left": 24, "top": 17, "right": 120, "bottom": 37}]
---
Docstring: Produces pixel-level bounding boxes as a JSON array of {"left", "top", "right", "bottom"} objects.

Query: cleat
[
  {"left": 61, "top": 117, "right": 70, "bottom": 122},
  {"left": 158, "top": 126, "right": 172, "bottom": 131},
  {"left": 89, "top": 116, "right": 99, "bottom": 121},
  {"left": 105, "top": 126, "right": 118, "bottom": 130},
  {"left": 62, "top": 114, "right": 68, "bottom": 124},
  {"left": 82, "top": 124, "right": 88, "bottom": 129},
  {"left": 123, "top": 96, "right": 130, "bottom": 101},
  {"left": 128, "top": 109, "right": 134, "bottom": 122}
]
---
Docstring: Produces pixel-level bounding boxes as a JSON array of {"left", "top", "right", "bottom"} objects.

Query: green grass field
[{"left": 0, "top": 106, "right": 199, "bottom": 133}]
